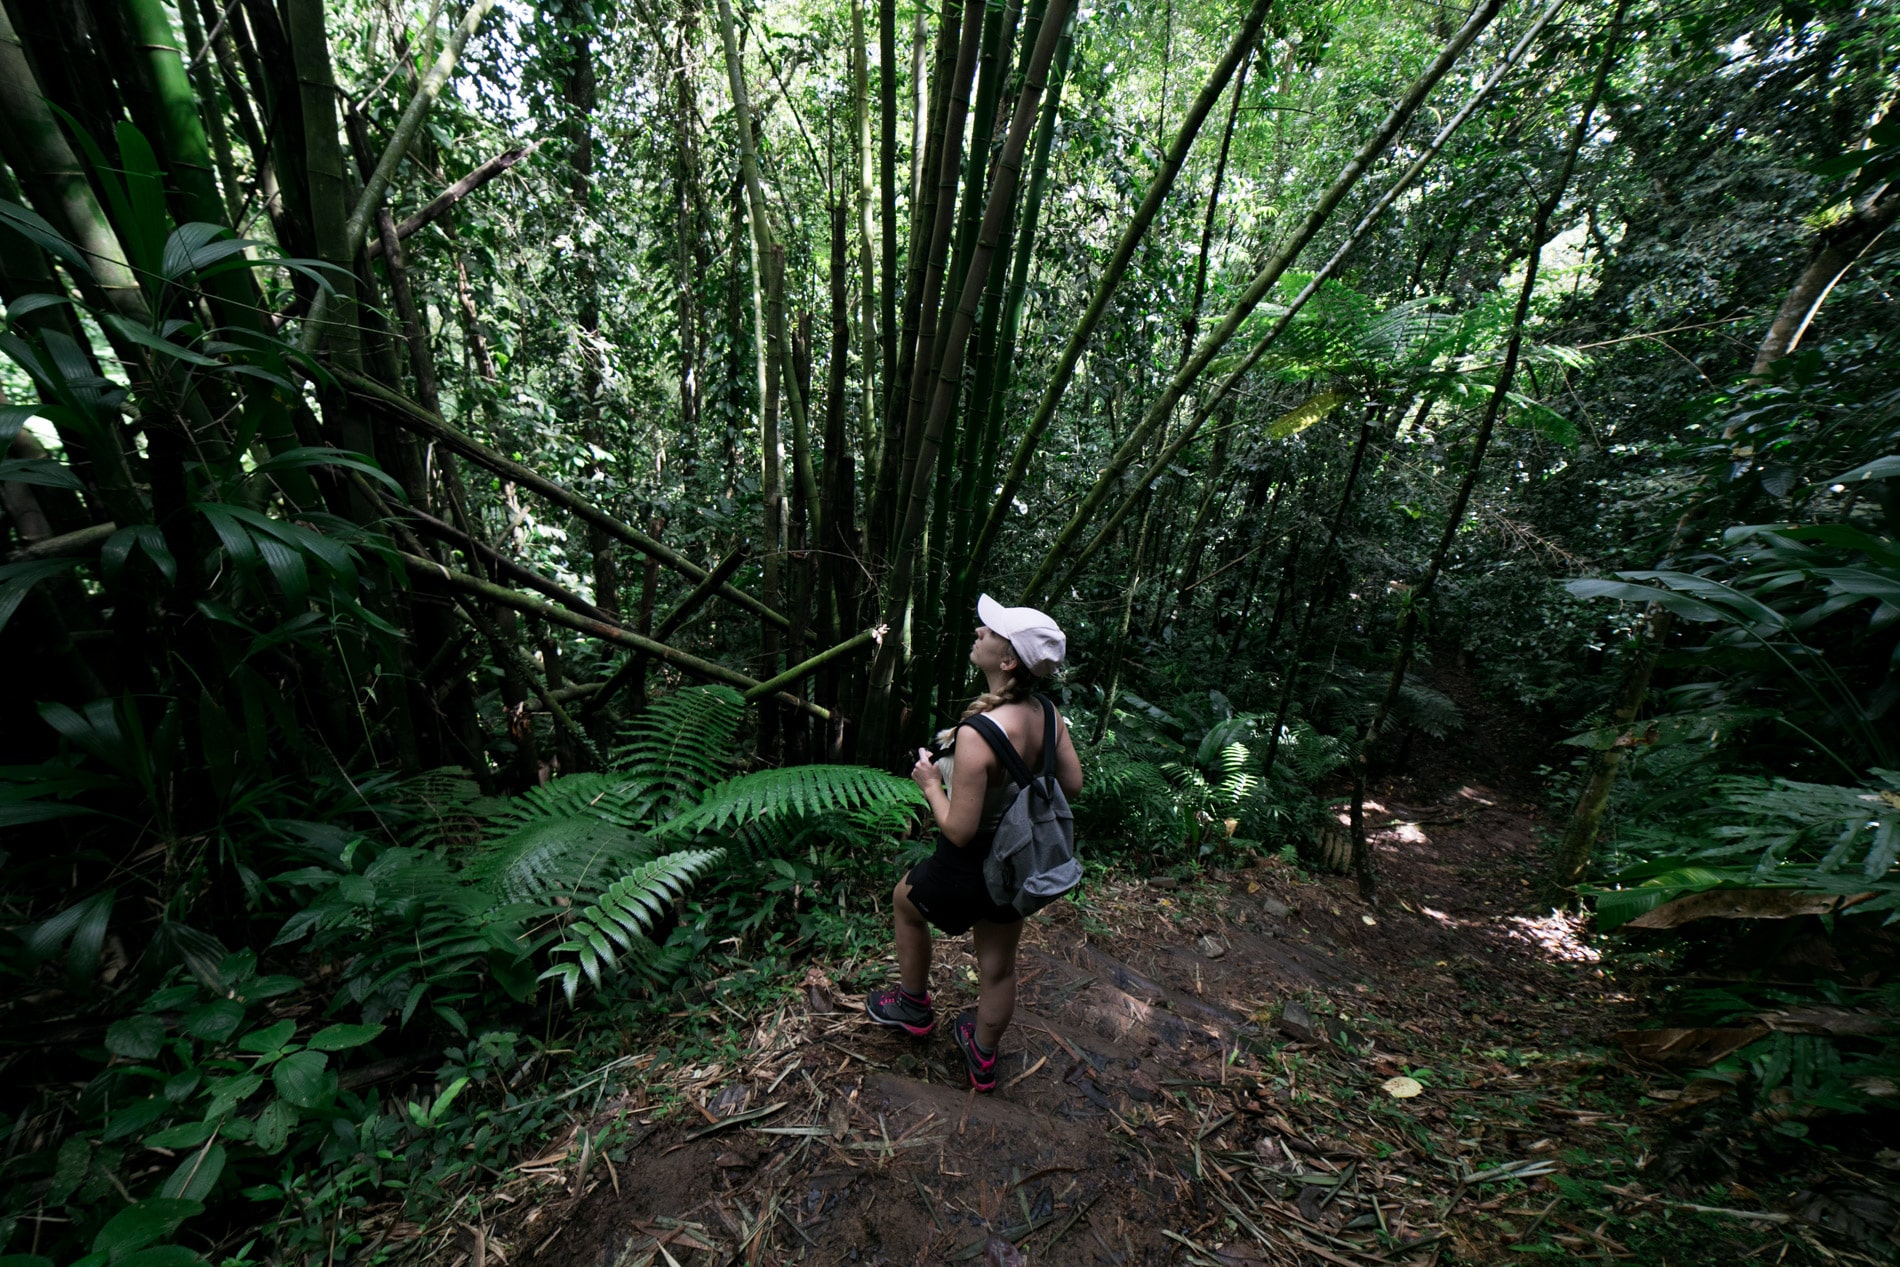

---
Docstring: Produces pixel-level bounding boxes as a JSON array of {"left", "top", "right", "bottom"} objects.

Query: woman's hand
[{"left": 910, "top": 748, "right": 940, "bottom": 793}]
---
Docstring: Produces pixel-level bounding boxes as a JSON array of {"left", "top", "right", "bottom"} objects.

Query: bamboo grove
[
  {"left": 3, "top": 0, "right": 1900, "bottom": 1256},
  {"left": 3, "top": 0, "right": 1898, "bottom": 1049}
]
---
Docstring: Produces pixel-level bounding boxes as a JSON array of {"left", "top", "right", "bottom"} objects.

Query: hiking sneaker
[
  {"left": 952, "top": 1010, "right": 998, "bottom": 1092},
  {"left": 865, "top": 984, "right": 935, "bottom": 1037}
]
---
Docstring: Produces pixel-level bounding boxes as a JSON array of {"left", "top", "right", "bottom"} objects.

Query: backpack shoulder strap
[
  {"left": 965, "top": 713, "right": 1038, "bottom": 790},
  {"left": 1037, "top": 695, "right": 1058, "bottom": 780}
]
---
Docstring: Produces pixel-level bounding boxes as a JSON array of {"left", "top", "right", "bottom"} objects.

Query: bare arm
[
  {"left": 909, "top": 726, "right": 994, "bottom": 847},
  {"left": 1054, "top": 710, "right": 1083, "bottom": 800}
]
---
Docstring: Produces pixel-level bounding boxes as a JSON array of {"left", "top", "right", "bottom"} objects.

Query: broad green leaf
[
  {"left": 103, "top": 1098, "right": 169, "bottom": 1143},
  {"left": 116, "top": 1248, "right": 204, "bottom": 1267},
  {"left": 251, "top": 1098, "right": 296, "bottom": 1155},
  {"left": 0, "top": 558, "right": 83, "bottom": 633},
  {"left": 1566, "top": 578, "right": 1726, "bottom": 622},
  {"left": 181, "top": 1000, "right": 245, "bottom": 1043},
  {"left": 90, "top": 1197, "right": 201, "bottom": 1260},
  {"left": 0, "top": 457, "right": 82, "bottom": 489},
  {"left": 235, "top": 1019, "right": 294, "bottom": 1053},
  {"left": 101, "top": 316, "right": 223, "bottom": 368},
  {"left": 248, "top": 447, "right": 407, "bottom": 500},
  {"left": 1827, "top": 455, "right": 1900, "bottom": 484},
  {"left": 201, "top": 1073, "right": 264, "bottom": 1118},
  {"left": 0, "top": 198, "right": 94, "bottom": 276},
  {"left": 102, "top": 525, "right": 178, "bottom": 587},
  {"left": 304, "top": 1022, "right": 384, "bottom": 1052},
  {"left": 157, "top": 1144, "right": 225, "bottom": 1202},
  {"left": 271, "top": 1050, "right": 333, "bottom": 1109},
  {"left": 144, "top": 1121, "right": 215, "bottom": 1150},
  {"left": 106, "top": 1015, "right": 167, "bottom": 1061}
]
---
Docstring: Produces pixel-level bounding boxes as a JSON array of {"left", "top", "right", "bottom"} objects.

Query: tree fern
[{"left": 540, "top": 848, "right": 726, "bottom": 1003}]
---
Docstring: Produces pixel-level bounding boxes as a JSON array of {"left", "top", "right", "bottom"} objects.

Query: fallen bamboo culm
[
  {"left": 334, "top": 366, "right": 790, "bottom": 630},
  {"left": 397, "top": 550, "right": 827, "bottom": 720},
  {"left": 583, "top": 542, "right": 752, "bottom": 717},
  {"left": 742, "top": 626, "right": 884, "bottom": 703}
]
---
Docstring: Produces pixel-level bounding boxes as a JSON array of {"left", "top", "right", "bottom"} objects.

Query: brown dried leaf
[
  {"left": 1625, "top": 888, "right": 1874, "bottom": 929},
  {"left": 1614, "top": 1025, "right": 1766, "bottom": 1068},
  {"left": 982, "top": 1235, "right": 1024, "bottom": 1266},
  {"left": 802, "top": 965, "right": 837, "bottom": 1014}
]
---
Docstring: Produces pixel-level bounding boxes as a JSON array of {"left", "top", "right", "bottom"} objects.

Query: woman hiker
[{"left": 865, "top": 595, "right": 1084, "bottom": 1091}]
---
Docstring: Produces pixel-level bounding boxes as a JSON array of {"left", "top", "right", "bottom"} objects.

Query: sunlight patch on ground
[{"left": 1501, "top": 910, "right": 1601, "bottom": 963}]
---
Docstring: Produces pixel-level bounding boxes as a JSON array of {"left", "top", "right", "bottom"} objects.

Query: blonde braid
[
  {"left": 958, "top": 664, "right": 1038, "bottom": 721},
  {"left": 933, "top": 664, "right": 1038, "bottom": 749}
]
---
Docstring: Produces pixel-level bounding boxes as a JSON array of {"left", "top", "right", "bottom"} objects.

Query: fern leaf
[
  {"left": 611, "top": 686, "right": 745, "bottom": 821},
  {"left": 541, "top": 848, "right": 726, "bottom": 1001},
  {"left": 656, "top": 766, "right": 923, "bottom": 841}
]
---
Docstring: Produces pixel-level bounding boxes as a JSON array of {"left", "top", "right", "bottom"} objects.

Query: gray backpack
[{"left": 966, "top": 697, "right": 1081, "bottom": 916}]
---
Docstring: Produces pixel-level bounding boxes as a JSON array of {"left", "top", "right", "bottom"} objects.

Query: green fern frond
[
  {"left": 480, "top": 772, "right": 656, "bottom": 835},
  {"left": 463, "top": 817, "right": 656, "bottom": 907},
  {"left": 392, "top": 767, "right": 487, "bottom": 850},
  {"left": 1390, "top": 683, "right": 1464, "bottom": 739},
  {"left": 656, "top": 765, "right": 923, "bottom": 840},
  {"left": 611, "top": 686, "right": 744, "bottom": 821},
  {"left": 541, "top": 848, "right": 725, "bottom": 1003}
]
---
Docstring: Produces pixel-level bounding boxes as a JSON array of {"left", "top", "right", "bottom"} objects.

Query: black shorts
[{"left": 903, "top": 833, "right": 1022, "bottom": 936}]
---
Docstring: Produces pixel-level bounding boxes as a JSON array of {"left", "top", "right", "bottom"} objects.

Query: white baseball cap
[{"left": 977, "top": 594, "right": 1066, "bottom": 677}]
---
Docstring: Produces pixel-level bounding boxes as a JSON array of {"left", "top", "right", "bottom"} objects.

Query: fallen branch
[
  {"left": 365, "top": 143, "right": 537, "bottom": 259},
  {"left": 334, "top": 366, "right": 789, "bottom": 629},
  {"left": 742, "top": 625, "right": 882, "bottom": 703},
  {"left": 398, "top": 550, "right": 826, "bottom": 719},
  {"left": 1603, "top": 1184, "right": 1793, "bottom": 1224},
  {"left": 6, "top": 521, "right": 116, "bottom": 562},
  {"left": 396, "top": 499, "right": 619, "bottom": 625},
  {"left": 582, "top": 542, "right": 752, "bottom": 718}
]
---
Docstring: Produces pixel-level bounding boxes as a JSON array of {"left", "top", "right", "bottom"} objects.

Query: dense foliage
[{"left": 0, "top": 0, "right": 1895, "bottom": 1258}]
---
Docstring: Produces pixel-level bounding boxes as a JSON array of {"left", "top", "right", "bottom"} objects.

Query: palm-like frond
[{"left": 540, "top": 848, "right": 726, "bottom": 1003}]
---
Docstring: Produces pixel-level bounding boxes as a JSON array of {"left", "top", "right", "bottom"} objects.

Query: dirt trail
[{"left": 518, "top": 675, "right": 1644, "bottom": 1265}]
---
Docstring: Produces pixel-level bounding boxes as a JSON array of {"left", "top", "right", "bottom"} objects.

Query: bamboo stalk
[
  {"left": 962, "top": 0, "right": 1272, "bottom": 588},
  {"left": 332, "top": 366, "right": 790, "bottom": 629},
  {"left": 581, "top": 542, "right": 753, "bottom": 719},
  {"left": 1050, "top": 0, "right": 1572, "bottom": 594},
  {"left": 398, "top": 551, "right": 830, "bottom": 720},
  {"left": 861, "top": 0, "right": 1071, "bottom": 751},
  {"left": 1017, "top": 0, "right": 1506, "bottom": 603},
  {"left": 452, "top": 593, "right": 607, "bottom": 770},
  {"left": 743, "top": 626, "right": 883, "bottom": 703},
  {"left": 298, "top": 0, "right": 497, "bottom": 354},
  {"left": 365, "top": 143, "right": 537, "bottom": 258},
  {"left": 398, "top": 502, "right": 618, "bottom": 625}
]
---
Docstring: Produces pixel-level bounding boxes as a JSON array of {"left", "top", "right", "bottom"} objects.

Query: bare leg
[
  {"left": 969, "top": 918, "right": 1025, "bottom": 1051},
  {"left": 892, "top": 878, "right": 932, "bottom": 996}
]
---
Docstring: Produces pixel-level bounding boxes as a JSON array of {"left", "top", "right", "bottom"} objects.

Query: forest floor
[{"left": 481, "top": 672, "right": 1895, "bottom": 1266}]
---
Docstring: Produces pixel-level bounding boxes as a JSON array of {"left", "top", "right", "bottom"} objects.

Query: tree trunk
[
  {"left": 561, "top": 13, "right": 621, "bottom": 622},
  {"left": 966, "top": 0, "right": 1273, "bottom": 593}
]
